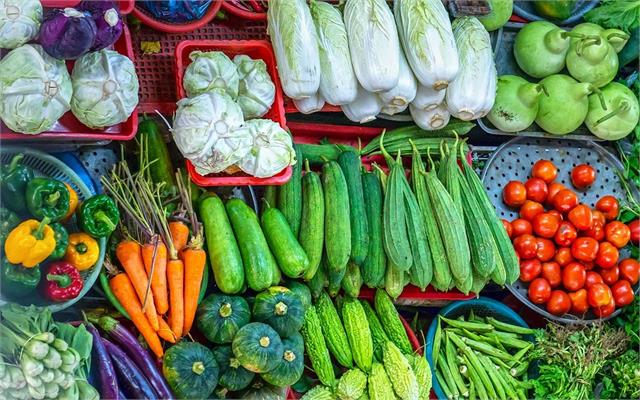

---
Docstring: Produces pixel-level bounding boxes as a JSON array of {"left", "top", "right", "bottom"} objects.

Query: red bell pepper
[{"left": 44, "top": 261, "right": 83, "bottom": 301}]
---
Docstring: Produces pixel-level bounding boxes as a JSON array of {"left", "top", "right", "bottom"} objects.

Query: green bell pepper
[
  {"left": 25, "top": 177, "right": 70, "bottom": 222},
  {"left": 49, "top": 223, "right": 69, "bottom": 261},
  {"left": 0, "top": 207, "right": 20, "bottom": 252},
  {"left": 0, "top": 154, "right": 34, "bottom": 214},
  {"left": 533, "top": 0, "right": 575, "bottom": 21},
  {"left": 0, "top": 259, "right": 41, "bottom": 298},
  {"left": 78, "top": 194, "right": 120, "bottom": 238}
]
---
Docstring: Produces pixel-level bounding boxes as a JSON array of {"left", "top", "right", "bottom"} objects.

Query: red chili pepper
[{"left": 44, "top": 261, "right": 83, "bottom": 301}]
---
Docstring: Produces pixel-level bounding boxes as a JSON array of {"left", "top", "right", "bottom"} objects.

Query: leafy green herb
[
  {"left": 584, "top": 0, "right": 640, "bottom": 33},
  {"left": 600, "top": 349, "right": 640, "bottom": 399}
]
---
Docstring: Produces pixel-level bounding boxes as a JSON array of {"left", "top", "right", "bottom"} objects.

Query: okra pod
[
  {"left": 477, "top": 353, "right": 506, "bottom": 400},
  {"left": 441, "top": 316, "right": 494, "bottom": 333},
  {"left": 438, "top": 351, "right": 461, "bottom": 398},
  {"left": 511, "top": 361, "right": 529, "bottom": 377},
  {"left": 433, "top": 318, "right": 443, "bottom": 368},
  {"left": 495, "top": 367, "right": 518, "bottom": 400},
  {"left": 489, "top": 355, "right": 512, "bottom": 370},
  {"left": 459, "top": 328, "right": 484, "bottom": 342},
  {"left": 461, "top": 337, "right": 514, "bottom": 362},
  {"left": 448, "top": 333, "right": 497, "bottom": 399},
  {"left": 512, "top": 344, "right": 533, "bottom": 362},
  {"left": 486, "top": 317, "right": 535, "bottom": 335},
  {"left": 436, "top": 368, "right": 454, "bottom": 400},
  {"left": 446, "top": 338, "right": 469, "bottom": 397},
  {"left": 463, "top": 354, "right": 489, "bottom": 400},
  {"left": 489, "top": 332, "right": 532, "bottom": 349},
  {"left": 468, "top": 382, "right": 476, "bottom": 400}
]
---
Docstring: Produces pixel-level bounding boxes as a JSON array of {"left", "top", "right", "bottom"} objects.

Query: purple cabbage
[
  {"left": 79, "top": 0, "right": 124, "bottom": 51},
  {"left": 39, "top": 8, "right": 97, "bottom": 60}
]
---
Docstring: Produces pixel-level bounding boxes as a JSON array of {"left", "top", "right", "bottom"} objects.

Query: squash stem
[
  {"left": 274, "top": 301, "right": 288, "bottom": 316},
  {"left": 192, "top": 361, "right": 205, "bottom": 375},
  {"left": 219, "top": 303, "right": 232, "bottom": 318}
]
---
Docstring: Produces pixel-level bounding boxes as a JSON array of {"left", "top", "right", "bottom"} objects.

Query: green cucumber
[
  {"left": 277, "top": 145, "right": 303, "bottom": 237},
  {"left": 362, "top": 171, "right": 386, "bottom": 288},
  {"left": 322, "top": 161, "right": 351, "bottom": 274},
  {"left": 298, "top": 143, "right": 355, "bottom": 166},
  {"left": 200, "top": 194, "right": 245, "bottom": 294},
  {"left": 262, "top": 186, "right": 277, "bottom": 216},
  {"left": 299, "top": 161, "right": 325, "bottom": 281},
  {"left": 137, "top": 116, "right": 177, "bottom": 198},
  {"left": 338, "top": 151, "right": 369, "bottom": 265},
  {"left": 261, "top": 206, "right": 309, "bottom": 279},
  {"left": 226, "top": 198, "right": 276, "bottom": 291}
]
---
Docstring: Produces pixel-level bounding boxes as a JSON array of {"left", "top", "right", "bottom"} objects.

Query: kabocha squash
[
  {"left": 301, "top": 386, "right": 336, "bottom": 400},
  {"left": 316, "top": 291, "right": 353, "bottom": 368},
  {"left": 232, "top": 322, "right": 284, "bottom": 373},
  {"left": 301, "top": 305, "right": 336, "bottom": 388},
  {"left": 383, "top": 341, "right": 419, "bottom": 400},
  {"left": 336, "top": 369, "right": 367, "bottom": 400},
  {"left": 197, "top": 294, "right": 251, "bottom": 344},
  {"left": 162, "top": 342, "right": 219, "bottom": 400},
  {"left": 360, "top": 300, "right": 389, "bottom": 361},
  {"left": 262, "top": 332, "right": 305, "bottom": 387},
  {"left": 368, "top": 362, "right": 395, "bottom": 400},
  {"left": 241, "top": 379, "right": 289, "bottom": 400},
  {"left": 408, "top": 353, "right": 432, "bottom": 400},
  {"left": 285, "top": 280, "right": 313, "bottom": 311},
  {"left": 374, "top": 290, "right": 413, "bottom": 354},
  {"left": 253, "top": 286, "right": 305, "bottom": 338},
  {"left": 342, "top": 297, "right": 373, "bottom": 372},
  {"left": 213, "top": 345, "right": 255, "bottom": 392}
]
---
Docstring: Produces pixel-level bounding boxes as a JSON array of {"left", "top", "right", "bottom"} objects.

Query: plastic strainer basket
[
  {"left": 0, "top": 146, "right": 105, "bottom": 312},
  {"left": 425, "top": 298, "right": 533, "bottom": 400},
  {"left": 480, "top": 136, "right": 638, "bottom": 323}
]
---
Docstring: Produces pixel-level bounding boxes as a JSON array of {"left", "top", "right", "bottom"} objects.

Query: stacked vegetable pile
[
  {"left": 0, "top": 0, "right": 139, "bottom": 134},
  {"left": 300, "top": 289, "right": 431, "bottom": 400},
  {"left": 267, "top": 0, "right": 500, "bottom": 129},
  {"left": 502, "top": 159, "right": 638, "bottom": 318},
  {"left": 487, "top": 20, "right": 639, "bottom": 139},
  {"left": 0, "top": 154, "right": 118, "bottom": 304},
  {"left": 0, "top": 305, "right": 99, "bottom": 400},
  {"left": 173, "top": 50, "right": 295, "bottom": 179},
  {"left": 432, "top": 313, "right": 536, "bottom": 400}
]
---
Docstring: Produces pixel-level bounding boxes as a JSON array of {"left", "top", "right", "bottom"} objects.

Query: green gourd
[
  {"left": 336, "top": 369, "right": 367, "bottom": 400},
  {"left": 262, "top": 333, "right": 305, "bottom": 387},
  {"left": 342, "top": 298, "right": 373, "bottom": 372},
  {"left": 232, "top": 322, "right": 284, "bottom": 373},
  {"left": 585, "top": 81, "right": 640, "bottom": 140},
  {"left": 196, "top": 294, "right": 251, "bottom": 344},
  {"left": 163, "top": 342, "right": 219, "bottom": 400},
  {"left": 487, "top": 75, "right": 548, "bottom": 133},
  {"left": 316, "top": 291, "right": 353, "bottom": 368},
  {"left": 383, "top": 341, "right": 419, "bottom": 400},
  {"left": 301, "top": 306, "right": 336, "bottom": 388},
  {"left": 513, "top": 21, "right": 576, "bottom": 78},
  {"left": 374, "top": 290, "right": 413, "bottom": 354},
  {"left": 252, "top": 286, "right": 305, "bottom": 338},
  {"left": 477, "top": 0, "right": 512, "bottom": 31},
  {"left": 212, "top": 345, "right": 254, "bottom": 392}
]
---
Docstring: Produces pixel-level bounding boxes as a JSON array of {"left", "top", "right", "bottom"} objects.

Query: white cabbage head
[
  {"left": 183, "top": 51, "right": 240, "bottom": 99},
  {"left": 233, "top": 55, "right": 275, "bottom": 119},
  {"left": 0, "top": 44, "right": 72, "bottom": 134},
  {"left": 71, "top": 49, "right": 139, "bottom": 129},
  {"left": 0, "top": 0, "right": 42, "bottom": 49},
  {"left": 236, "top": 119, "right": 295, "bottom": 178}
]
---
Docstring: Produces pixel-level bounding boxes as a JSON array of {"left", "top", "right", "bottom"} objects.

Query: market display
[{"left": 0, "top": 0, "right": 638, "bottom": 399}]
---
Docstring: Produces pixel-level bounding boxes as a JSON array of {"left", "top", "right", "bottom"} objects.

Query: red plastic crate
[
  {"left": 131, "top": 0, "right": 223, "bottom": 33},
  {"left": 40, "top": 0, "right": 134, "bottom": 14},
  {"left": 220, "top": 1, "right": 267, "bottom": 21},
  {"left": 175, "top": 39, "right": 291, "bottom": 187},
  {"left": 0, "top": 25, "right": 138, "bottom": 141}
]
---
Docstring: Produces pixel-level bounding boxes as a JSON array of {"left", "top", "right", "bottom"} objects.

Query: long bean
[
  {"left": 438, "top": 351, "right": 461, "bottom": 399},
  {"left": 448, "top": 333, "right": 497, "bottom": 399},
  {"left": 486, "top": 317, "right": 535, "bottom": 335},
  {"left": 477, "top": 353, "right": 506, "bottom": 400}
]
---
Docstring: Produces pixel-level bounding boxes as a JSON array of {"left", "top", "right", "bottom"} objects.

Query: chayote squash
[
  {"left": 197, "top": 294, "right": 251, "bottom": 344},
  {"left": 253, "top": 286, "right": 305, "bottom": 338},
  {"left": 232, "top": 322, "right": 284, "bottom": 373},
  {"left": 162, "top": 341, "right": 219, "bottom": 399},
  {"left": 212, "top": 345, "right": 254, "bottom": 392}
]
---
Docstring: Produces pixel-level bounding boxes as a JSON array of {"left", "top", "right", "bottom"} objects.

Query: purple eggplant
[
  {"left": 95, "top": 316, "right": 174, "bottom": 399},
  {"left": 87, "top": 324, "right": 119, "bottom": 400},
  {"left": 103, "top": 338, "right": 158, "bottom": 400}
]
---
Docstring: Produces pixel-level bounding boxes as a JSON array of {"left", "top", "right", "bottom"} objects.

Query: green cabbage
[
  {"left": 234, "top": 55, "right": 275, "bottom": 119},
  {"left": 0, "top": 0, "right": 42, "bottom": 49},
  {"left": 71, "top": 49, "right": 139, "bottom": 129},
  {"left": 235, "top": 119, "right": 296, "bottom": 178},
  {"left": 0, "top": 44, "right": 72, "bottom": 134},
  {"left": 183, "top": 51, "right": 240, "bottom": 99}
]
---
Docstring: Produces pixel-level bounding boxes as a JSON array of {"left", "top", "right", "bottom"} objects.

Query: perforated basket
[
  {"left": 425, "top": 298, "right": 532, "bottom": 400},
  {"left": 480, "top": 136, "right": 638, "bottom": 323},
  {"left": 0, "top": 146, "right": 105, "bottom": 313}
]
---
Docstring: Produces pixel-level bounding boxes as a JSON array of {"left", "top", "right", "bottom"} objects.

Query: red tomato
[
  {"left": 600, "top": 265, "right": 620, "bottom": 286},
  {"left": 619, "top": 258, "right": 640, "bottom": 285},
  {"left": 511, "top": 219, "right": 533, "bottom": 236},
  {"left": 520, "top": 200, "right": 544, "bottom": 221},
  {"left": 532, "top": 213, "right": 560, "bottom": 238},
  {"left": 554, "top": 221, "right": 578, "bottom": 247},
  {"left": 553, "top": 189, "right": 579, "bottom": 213},
  {"left": 596, "top": 196, "right": 619, "bottom": 221},
  {"left": 513, "top": 234, "right": 538, "bottom": 259},
  {"left": 567, "top": 204, "right": 593, "bottom": 231},
  {"left": 532, "top": 160, "right": 558, "bottom": 183},
  {"left": 548, "top": 209, "right": 563, "bottom": 221},
  {"left": 570, "top": 164, "right": 596, "bottom": 189},
  {"left": 592, "top": 210, "right": 606, "bottom": 226},
  {"left": 605, "top": 221, "right": 631, "bottom": 248},
  {"left": 588, "top": 283, "right": 613, "bottom": 308},
  {"left": 569, "top": 289, "right": 589, "bottom": 315},
  {"left": 525, "top": 178, "right": 549, "bottom": 203},
  {"left": 611, "top": 280, "right": 634, "bottom": 307},
  {"left": 593, "top": 299, "right": 615, "bottom": 318},
  {"left": 503, "top": 181, "right": 527, "bottom": 207},
  {"left": 547, "top": 290, "right": 571, "bottom": 316},
  {"left": 554, "top": 247, "right": 574, "bottom": 266},
  {"left": 528, "top": 278, "right": 552, "bottom": 304},
  {"left": 595, "top": 242, "right": 619, "bottom": 269},
  {"left": 628, "top": 219, "right": 640, "bottom": 245},
  {"left": 520, "top": 259, "right": 542, "bottom": 282},
  {"left": 536, "top": 238, "right": 556, "bottom": 262},
  {"left": 585, "top": 271, "right": 604, "bottom": 289},
  {"left": 585, "top": 220, "right": 605, "bottom": 241},
  {"left": 547, "top": 182, "right": 566, "bottom": 204},
  {"left": 583, "top": 261, "right": 595, "bottom": 270},
  {"left": 562, "top": 262, "right": 586, "bottom": 291},
  {"left": 542, "top": 262, "right": 562, "bottom": 288},
  {"left": 571, "top": 237, "right": 599, "bottom": 262},
  {"left": 501, "top": 219, "right": 513, "bottom": 239}
]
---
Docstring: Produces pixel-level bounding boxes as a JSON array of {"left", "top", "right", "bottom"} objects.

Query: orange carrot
[
  {"left": 169, "top": 221, "right": 190, "bottom": 253},
  {"left": 115, "top": 240, "right": 159, "bottom": 331},
  {"left": 141, "top": 239, "right": 169, "bottom": 315},
  {"left": 109, "top": 273, "right": 164, "bottom": 358},
  {"left": 181, "top": 248, "right": 207, "bottom": 334},
  {"left": 156, "top": 316, "right": 176, "bottom": 343},
  {"left": 167, "top": 259, "right": 184, "bottom": 338}
]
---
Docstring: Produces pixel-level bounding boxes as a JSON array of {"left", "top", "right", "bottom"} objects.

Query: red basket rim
[
  {"left": 220, "top": 1, "right": 267, "bottom": 21},
  {"left": 186, "top": 160, "right": 292, "bottom": 187},
  {"left": 131, "top": 0, "right": 223, "bottom": 33},
  {"left": 40, "top": 0, "right": 135, "bottom": 14}
]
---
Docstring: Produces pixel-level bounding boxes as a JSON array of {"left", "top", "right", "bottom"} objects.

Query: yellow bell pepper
[
  {"left": 5, "top": 219, "right": 56, "bottom": 268},
  {"left": 63, "top": 183, "right": 79, "bottom": 221},
  {"left": 64, "top": 232, "right": 99, "bottom": 271}
]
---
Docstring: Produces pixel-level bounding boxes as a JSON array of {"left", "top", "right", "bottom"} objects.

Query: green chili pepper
[
  {"left": 26, "top": 178, "right": 70, "bottom": 222},
  {"left": 0, "top": 259, "right": 41, "bottom": 298},
  {"left": 48, "top": 223, "right": 69, "bottom": 261},
  {"left": 0, "top": 207, "right": 20, "bottom": 252},
  {"left": 77, "top": 194, "right": 120, "bottom": 238},
  {"left": 1, "top": 154, "right": 34, "bottom": 214}
]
